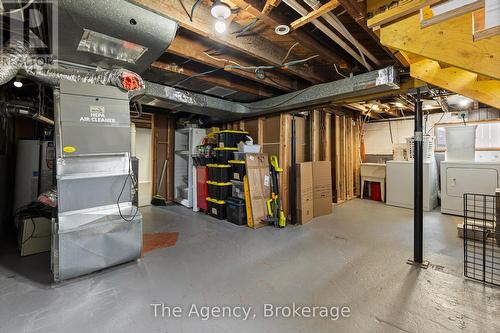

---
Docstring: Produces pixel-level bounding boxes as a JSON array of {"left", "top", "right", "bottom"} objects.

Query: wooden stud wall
[
  {"left": 220, "top": 109, "right": 361, "bottom": 216},
  {"left": 332, "top": 114, "right": 361, "bottom": 203}
]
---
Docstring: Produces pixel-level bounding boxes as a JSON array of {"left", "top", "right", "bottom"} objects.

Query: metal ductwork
[
  {"left": 53, "top": 0, "right": 178, "bottom": 74},
  {"left": 133, "top": 66, "right": 400, "bottom": 121},
  {"left": 0, "top": 40, "right": 145, "bottom": 90}
]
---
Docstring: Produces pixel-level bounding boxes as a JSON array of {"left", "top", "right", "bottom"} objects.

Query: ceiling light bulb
[
  {"left": 215, "top": 20, "right": 226, "bottom": 34},
  {"left": 211, "top": 1, "right": 231, "bottom": 19},
  {"left": 13, "top": 80, "right": 23, "bottom": 88},
  {"left": 458, "top": 98, "right": 472, "bottom": 107}
]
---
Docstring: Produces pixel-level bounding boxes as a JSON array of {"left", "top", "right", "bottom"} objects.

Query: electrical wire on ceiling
[
  {"left": 334, "top": 64, "right": 347, "bottom": 78},
  {"left": 189, "top": 0, "right": 203, "bottom": 22},
  {"left": 233, "top": 18, "right": 259, "bottom": 37},
  {"left": 281, "top": 42, "right": 299, "bottom": 64},
  {"left": 171, "top": 54, "right": 319, "bottom": 87}
]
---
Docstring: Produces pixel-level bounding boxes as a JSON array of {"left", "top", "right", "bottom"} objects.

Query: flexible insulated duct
[{"left": 0, "top": 41, "right": 144, "bottom": 91}]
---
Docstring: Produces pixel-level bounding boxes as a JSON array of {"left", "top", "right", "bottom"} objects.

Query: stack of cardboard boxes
[{"left": 296, "top": 161, "right": 333, "bottom": 224}]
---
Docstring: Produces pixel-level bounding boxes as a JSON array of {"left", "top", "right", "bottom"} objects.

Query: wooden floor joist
[{"left": 133, "top": 0, "right": 330, "bottom": 83}]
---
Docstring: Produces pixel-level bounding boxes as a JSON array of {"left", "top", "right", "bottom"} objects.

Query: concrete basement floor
[{"left": 1, "top": 199, "right": 500, "bottom": 332}]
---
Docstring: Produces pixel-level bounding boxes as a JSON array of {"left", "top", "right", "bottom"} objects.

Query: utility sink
[{"left": 360, "top": 163, "right": 386, "bottom": 179}]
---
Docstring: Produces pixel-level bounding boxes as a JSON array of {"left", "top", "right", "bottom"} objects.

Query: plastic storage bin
[
  {"left": 226, "top": 197, "right": 247, "bottom": 225},
  {"left": 231, "top": 180, "right": 245, "bottom": 199},
  {"left": 228, "top": 160, "right": 246, "bottom": 181},
  {"left": 207, "top": 197, "right": 226, "bottom": 220},
  {"left": 233, "top": 151, "right": 246, "bottom": 161},
  {"left": 214, "top": 147, "right": 238, "bottom": 164},
  {"left": 207, "top": 181, "right": 232, "bottom": 200},
  {"left": 217, "top": 130, "right": 249, "bottom": 148},
  {"left": 207, "top": 164, "right": 231, "bottom": 182}
]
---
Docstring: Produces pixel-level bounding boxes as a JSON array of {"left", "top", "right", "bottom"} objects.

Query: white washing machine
[{"left": 441, "top": 160, "right": 500, "bottom": 216}]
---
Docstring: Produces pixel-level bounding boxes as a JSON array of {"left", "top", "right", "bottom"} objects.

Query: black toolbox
[
  {"left": 214, "top": 147, "right": 238, "bottom": 164},
  {"left": 216, "top": 130, "right": 249, "bottom": 148},
  {"left": 226, "top": 197, "right": 247, "bottom": 225},
  {"left": 228, "top": 160, "right": 246, "bottom": 181},
  {"left": 207, "top": 181, "right": 232, "bottom": 200},
  {"left": 207, "top": 164, "right": 231, "bottom": 182},
  {"left": 207, "top": 197, "right": 227, "bottom": 220}
]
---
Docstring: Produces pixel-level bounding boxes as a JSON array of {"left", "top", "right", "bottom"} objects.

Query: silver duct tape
[{"left": 55, "top": 204, "right": 142, "bottom": 281}]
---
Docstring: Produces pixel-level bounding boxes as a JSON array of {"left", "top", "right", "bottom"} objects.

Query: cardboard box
[
  {"left": 297, "top": 162, "right": 314, "bottom": 224},
  {"left": 245, "top": 153, "right": 271, "bottom": 229},
  {"left": 313, "top": 161, "right": 333, "bottom": 217},
  {"left": 18, "top": 217, "right": 51, "bottom": 256}
]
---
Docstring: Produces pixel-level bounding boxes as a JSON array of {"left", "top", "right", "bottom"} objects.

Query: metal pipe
[
  {"left": 290, "top": 114, "right": 297, "bottom": 225},
  {"left": 413, "top": 89, "right": 424, "bottom": 263}
]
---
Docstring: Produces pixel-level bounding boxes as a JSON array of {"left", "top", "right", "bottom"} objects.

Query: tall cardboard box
[
  {"left": 313, "top": 161, "right": 333, "bottom": 217},
  {"left": 245, "top": 153, "right": 271, "bottom": 229},
  {"left": 297, "top": 162, "right": 314, "bottom": 224}
]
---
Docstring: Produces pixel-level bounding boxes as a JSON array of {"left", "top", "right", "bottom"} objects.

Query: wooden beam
[
  {"left": 367, "top": 0, "right": 444, "bottom": 28},
  {"left": 262, "top": 0, "right": 281, "bottom": 14},
  {"left": 132, "top": 0, "right": 330, "bottom": 83},
  {"left": 151, "top": 61, "right": 274, "bottom": 97},
  {"left": 229, "top": 0, "right": 351, "bottom": 69},
  {"left": 410, "top": 58, "right": 500, "bottom": 109},
  {"left": 380, "top": 13, "right": 500, "bottom": 80},
  {"left": 337, "top": 0, "right": 404, "bottom": 65},
  {"left": 420, "top": 0, "right": 484, "bottom": 28},
  {"left": 290, "top": 0, "right": 340, "bottom": 31},
  {"left": 283, "top": 0, "right": 373, "bottom": 70},
  {"left": 165, "top": 34, "right": 300, "bottom": 91}
]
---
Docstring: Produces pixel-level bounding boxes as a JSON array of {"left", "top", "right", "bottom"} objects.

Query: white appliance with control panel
[
  {"left": 386, "top": 160, "right": 438, "bottom": 211},
  {"left": 441, "top": 160, "right": 500, "bottom": 216}
]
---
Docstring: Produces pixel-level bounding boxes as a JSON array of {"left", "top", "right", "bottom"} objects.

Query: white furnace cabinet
[
  {"left": 386, "top": 160, "right": 438, "bottom": 211},
  {"left": 441, "top": 161, "right": 500, "bottom": 216}
]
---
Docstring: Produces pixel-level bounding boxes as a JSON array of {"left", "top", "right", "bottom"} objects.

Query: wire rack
[{"left": 463, "top": 193, "right": 500, "bottom": 287}]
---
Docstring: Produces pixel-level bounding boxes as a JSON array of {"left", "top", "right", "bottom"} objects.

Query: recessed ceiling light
[{"left": 275, "top": 25, "right": 290, "bottom": 35}]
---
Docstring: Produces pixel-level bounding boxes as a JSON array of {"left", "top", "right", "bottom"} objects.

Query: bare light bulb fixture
[
  {"left": 214, "top": 19, "right": 227, "bottom": 33},
  {"left": 211, "top": 1, "right": 231, "bottom": 34},
  {"left": 13, "top": 77, "right": 23, "bottom": 88}
]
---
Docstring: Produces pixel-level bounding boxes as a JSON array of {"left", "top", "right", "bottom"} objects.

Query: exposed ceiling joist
[
  {"left": 282, "top": 0, "right": 373, "bottom": 70},
  {"left": 165, "top": 34, "right": 301, "bottom": 91},
  {"left": 228, "top": 0, "right": 351, "bottom": 69},
  {"left": 151, "top": 61, "right": 274, "bottom": 97},
  {"left": 132, "top": 0, "right": 330, "bottom": 83},
  {"left": 302, "top": 0, "right": 381, "bottom": 67},
  {"left": 290, "top": 0, "right": 340, "bottom": 31},
  {"left": 262, "top": 0, "right": 282, "bottom": 14}
]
